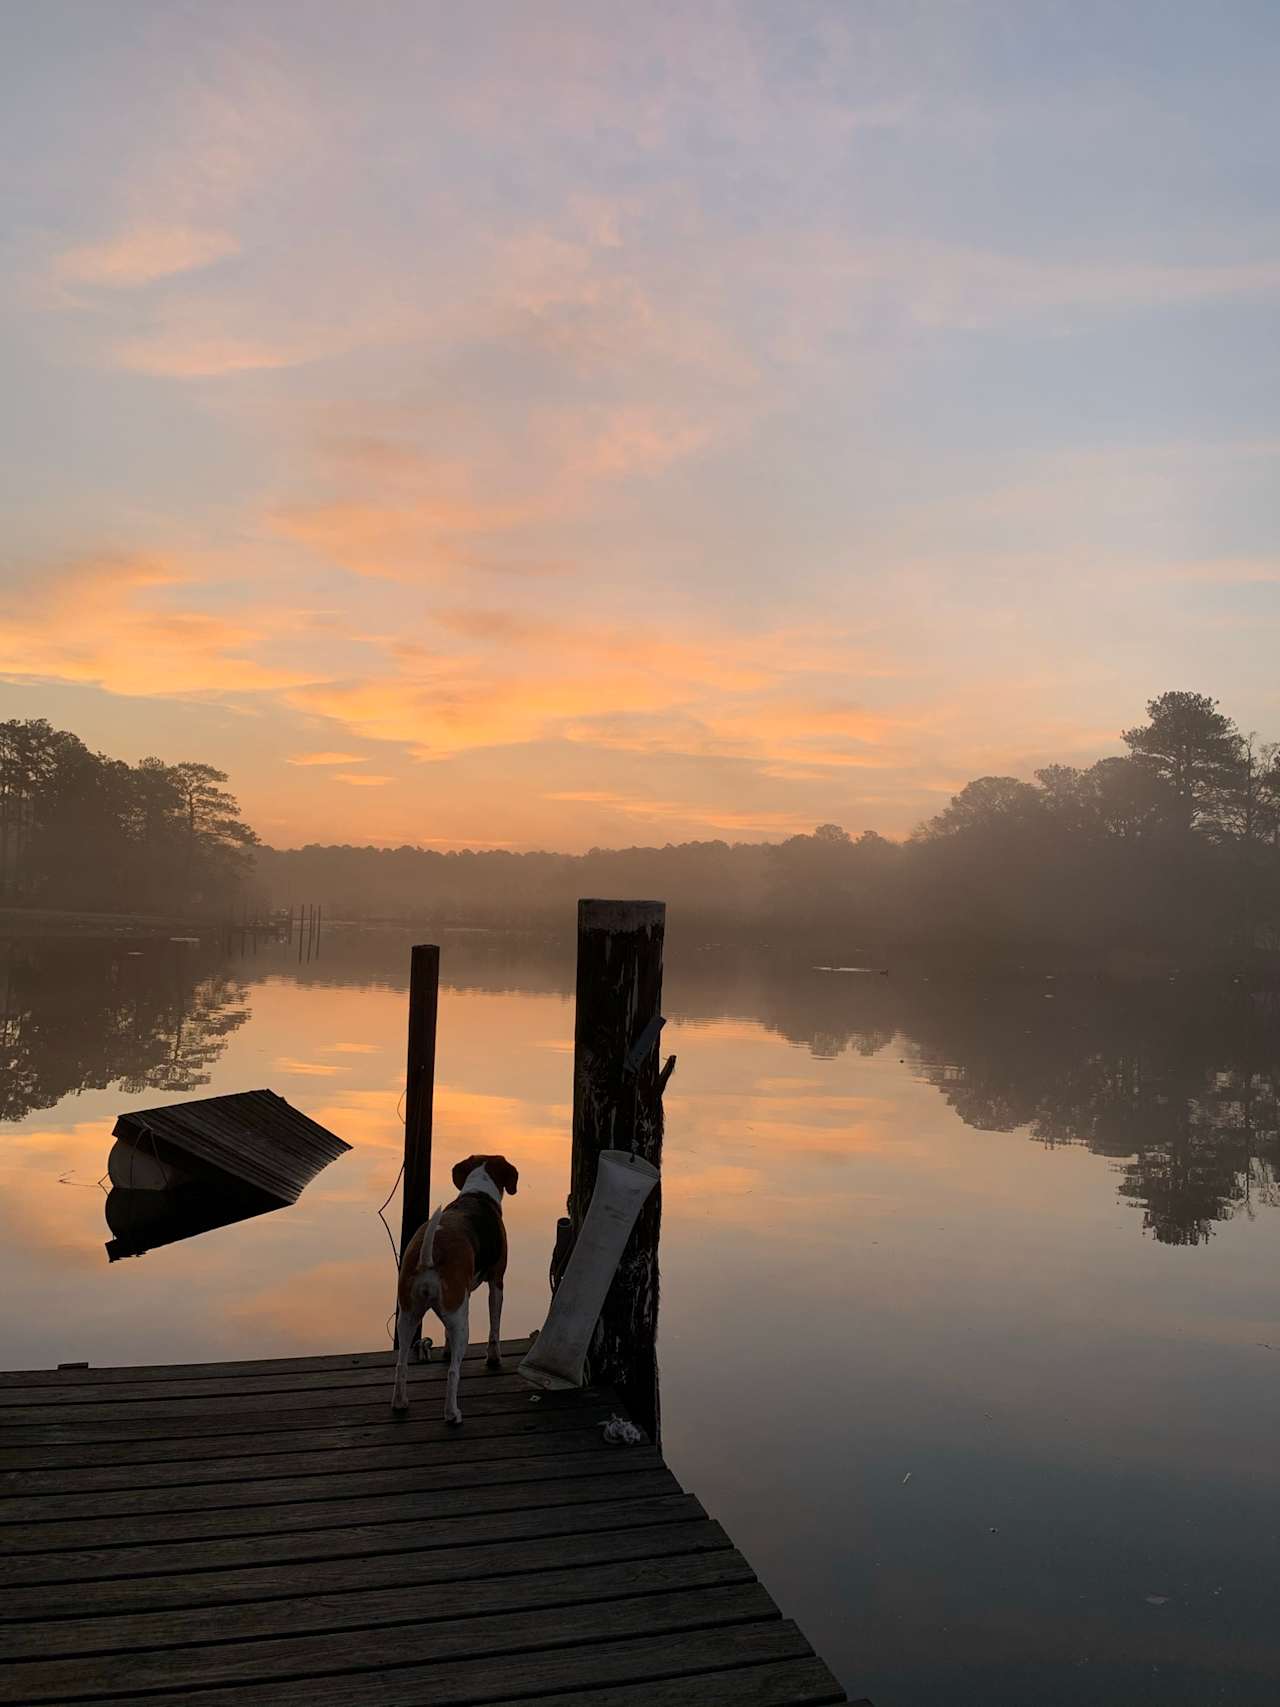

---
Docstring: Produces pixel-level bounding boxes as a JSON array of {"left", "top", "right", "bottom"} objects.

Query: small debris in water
[
  {"left": 1146, "top": 1595, "right": 1169, "bottom": 1606},
  {"left": 901, "top": 1471, "right": 912, "bottom": 1485}
]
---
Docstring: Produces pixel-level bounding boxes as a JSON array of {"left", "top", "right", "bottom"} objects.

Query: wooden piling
[
  {"left": 399, "top": 943, "right": 440, "bottom": 1260},
  {"left": 559, "top": 899, "right": 666, "bottom": 1440}
]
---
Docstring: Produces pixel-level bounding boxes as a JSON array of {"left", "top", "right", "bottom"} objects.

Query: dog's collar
[{"left": 459, "top": 1166, "right": 503, "bottom": 1205}]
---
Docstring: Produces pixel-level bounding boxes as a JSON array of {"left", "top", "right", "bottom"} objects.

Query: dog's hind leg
[
  {"left": 390, "top": 1303, "right": 422, "bottom": 1415},
  {"left": 441, "top": 1297, "right": 469, "bottom": 1426},
  {"left": 486, "top": 1278, "right": 504, "bottom": 1370}
]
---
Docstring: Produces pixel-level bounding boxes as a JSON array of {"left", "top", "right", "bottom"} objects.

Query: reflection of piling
[
  {"left": 399, "top": 944, "right": 440, "bottom": 1261},
  {"left": 220, "top": 905, "right": 312, "bottom": 958},
  {"left": 554, "top": 899, "right": 669, "bottom": 1441}
]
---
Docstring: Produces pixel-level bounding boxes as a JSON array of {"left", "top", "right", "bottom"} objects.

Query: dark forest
[{"left": 7, "top": 692, "right": 1280, "bottom": 959}]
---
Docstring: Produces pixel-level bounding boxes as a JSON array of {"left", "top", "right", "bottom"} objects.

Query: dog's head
[{"left": 452, "top": 1154, "right": 519, "bottom": 1197}]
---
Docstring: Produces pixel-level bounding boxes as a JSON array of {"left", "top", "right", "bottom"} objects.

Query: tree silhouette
[
  {"left": 0, "top": 721, "right": 256, "bottom": 916},
  {"left": 1123, "top": 691, "right": 1243, "bottom": 834}
]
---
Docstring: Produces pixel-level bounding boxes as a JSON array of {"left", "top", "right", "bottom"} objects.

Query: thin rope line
[{"left": 377, "top": 1085, "right": 410, "bottom": 1344}]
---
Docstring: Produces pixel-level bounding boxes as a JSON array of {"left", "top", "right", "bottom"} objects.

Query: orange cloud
[
  {"left": 288, "top": 751, "right": 366, "bottom": 765},
  {"left": 544, "top": 791, "right": 819, "bottom": 836},
  {"left": 278, "top": 614, "right": 922, "bottom": 792},
  {"left": 270, "top": 396, "right": 720, "bottom": 584},
  {"left": 56, "top": 225, "right": 239, "bottom": 287},
  {"left": 333, "top": 773, "right": 394, "bottom": 786},
  {"left": 271, "top": 496, "right": 543, "bottom": 580},
  {"left": 114, "top": 328, "right": 334, "bottom": 377},
  {"left": 0, "top": 554, "right": 312, "bottom": 699}
]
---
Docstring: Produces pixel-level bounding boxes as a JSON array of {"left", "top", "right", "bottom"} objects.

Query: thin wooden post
[
  {"left": 399, "top": 943, "right": 440, "bottom": 1260},
  {"left": 559, "top": 898, "right": 666, "bottom": 1439}
]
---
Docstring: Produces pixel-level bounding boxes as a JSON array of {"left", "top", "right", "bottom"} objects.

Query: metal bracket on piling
[{"left": 624, "top": 1014, "right": 665, "bottom": 1076}]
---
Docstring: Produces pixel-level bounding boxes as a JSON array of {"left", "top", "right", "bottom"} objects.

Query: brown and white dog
[{"left": 391, "top": 1153, "right": 518, "bottom": 1425}]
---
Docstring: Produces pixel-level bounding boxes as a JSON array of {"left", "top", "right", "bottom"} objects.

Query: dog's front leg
[
  {"left": 442, "top": 1297, "right": 469, "bottom": 1426},
  {"left": 486, "top": 1279, "right": 503, "bottom": 1370}
]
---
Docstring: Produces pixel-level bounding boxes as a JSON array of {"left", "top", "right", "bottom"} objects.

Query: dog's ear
[
  {"left": 488, "top": 1156, "right": 519, "bottom": 1196},
  {"left": 451, "top": 1155, "right": 482, "bottom": 1190}
]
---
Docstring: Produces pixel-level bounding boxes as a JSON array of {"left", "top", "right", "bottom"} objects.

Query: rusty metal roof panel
[{"left": 112, "top": 1090, "right": 351, "bottom": 1204}]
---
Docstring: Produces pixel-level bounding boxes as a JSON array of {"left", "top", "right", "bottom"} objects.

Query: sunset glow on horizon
[{"left": 3, "top": 3, "right": 1279, "bottom": 851}]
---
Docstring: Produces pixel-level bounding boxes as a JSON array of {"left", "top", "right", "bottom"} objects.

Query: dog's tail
[{"left": 419, "top": 1204, "right": 445, "bottom": 1270}]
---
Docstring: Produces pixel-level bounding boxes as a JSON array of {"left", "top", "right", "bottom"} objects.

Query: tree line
[
  {"left": 261, "top": 692, "right": 1280, "bottom": 958},
  {"left": 9, "top": 692, "right": 1280, "bottom": 956},
  {"left": 0, "top": 719, "right": 257, "bottom": 916}
]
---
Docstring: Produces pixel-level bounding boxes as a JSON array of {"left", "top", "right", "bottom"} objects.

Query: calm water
[{"left": 3, "top": 926, "right": 1279, "bottom": 1705}]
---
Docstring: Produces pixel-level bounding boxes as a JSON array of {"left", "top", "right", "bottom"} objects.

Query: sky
[{"left": 2, "top": 0, "right": 1279, "bottom": 852}]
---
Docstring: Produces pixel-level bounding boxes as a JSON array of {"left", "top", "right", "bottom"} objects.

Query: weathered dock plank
[{"left": 0, "top": 1336, "right": 854, "bottom": 1705}]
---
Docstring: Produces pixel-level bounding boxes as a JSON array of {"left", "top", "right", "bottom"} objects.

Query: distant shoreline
[
  {"left": 0, "top": 907, "right": 219, "bottom": 941},
  {"left": 6, "top": 905, "right": 1280, "bottom": 985}
]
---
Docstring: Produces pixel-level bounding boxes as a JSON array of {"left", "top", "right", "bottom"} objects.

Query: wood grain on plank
[
  {"left": 1, "top": 1450, "right": 666, "bottom": 1555},
  {"left": 484, "top": 1657, "right": 851, "bottom": 1706},
  {"left": 0, "top": 1495, "right": 708, "bottom": 1621},
  {"left": 0, "top": 1340, "right": 534, "bottom": 1389},
  {"left": 1, "top": 1410, "right": 612, "bottom": 1494},
  {"left": 0, "top": 1519, "right": 733, "bottom": 1660},
  {"left": 0, "top": 1367, "right": 541, "bottom": 1421},
  {"left": 0, "top": 1383, "right": 592, "bottom": 1446},
  {"left": 2, "top": 1558, "right": 760, "bottom": 1699},
  {"left": 0, "top": 1353, "right": 541, "bottom": 1410},
  {"left": 71, "top": 1621, "right": 816, "bottom": 1707},
  {"left": 0, "top": 1435, "right": 628, "bottom": 1523},
  {"left": 0, "top": 1587, "right": 779, "bottom": 1706},
  {"left": 0, "top": 1470, "right": 682, "bottom": 1584}
]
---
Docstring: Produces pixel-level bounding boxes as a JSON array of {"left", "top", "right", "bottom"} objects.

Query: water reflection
[
  {"left": 1, "top": 938, "right": 250, "bottom": 1120},
  {"left": 901, "top": 977, "right": 1280, "bottom": 1246},
  {"left": 4, "top": 933, "right": 1279, "bottom": 1249},
  {"left": 3, "top": 926, "right": 1280, "bottom": 1705},
  {"left": 104, "top": 1179, "right": 277, "bottom": 1260}
]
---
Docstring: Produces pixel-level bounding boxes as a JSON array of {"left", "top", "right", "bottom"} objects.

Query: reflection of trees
[
  {"left": 25, "top": 917, "right": 1270, "bottom": 1254},
  {"left": 902, "top": 980, "right": 1280, "bottom": 1246},
  {"left": 306, "top": 929, "right": 1279, "bottom": 1254},
  {"left": 0, "top": 939, "right": 250, "bottom": 1121}
]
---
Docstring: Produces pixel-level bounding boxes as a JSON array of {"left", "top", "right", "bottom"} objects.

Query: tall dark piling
[
  {"left": 557, "top": 899, "right": 667, "bottom": 1440},
  {"left": 399, "top": 943, "right": 440, "bottom": 1260}
]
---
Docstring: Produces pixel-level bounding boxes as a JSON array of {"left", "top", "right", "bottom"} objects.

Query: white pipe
[{"left": 519, "top": 1148, "right": 659, "bottom": 1392}]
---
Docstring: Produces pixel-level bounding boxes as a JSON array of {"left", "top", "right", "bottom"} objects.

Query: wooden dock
[{"left": 0, "top": 1337, "right": 859, "bottom": 1706}]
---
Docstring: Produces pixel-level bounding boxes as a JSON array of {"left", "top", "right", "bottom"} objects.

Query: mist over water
[{"left": 2, "top": 925, "right": 1278, "bottom": 1704}]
